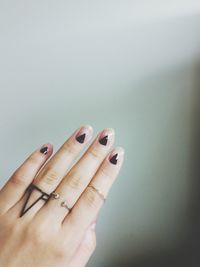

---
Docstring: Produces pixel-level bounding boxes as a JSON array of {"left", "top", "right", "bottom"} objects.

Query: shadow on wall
[{"left": 103, "top": 62, "right": 200, "bottom": 267}]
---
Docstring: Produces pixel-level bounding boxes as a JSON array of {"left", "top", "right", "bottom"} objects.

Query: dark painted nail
[
  {"left": 76, "top": 133, "right": 86, "bottom": 144},
  {"left": 109, "top": 153, "right": 118, "bottom": 165},
  {"left": 40, "top": 146, "right": 48, "bottom": 155},
  {"left": 99, "top": 135, "right": 108, "bottom": 146}
]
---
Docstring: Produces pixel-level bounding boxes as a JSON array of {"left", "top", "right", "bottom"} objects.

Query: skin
[{"left": 0, "top": 125, "right": 125, "bottom": 267}]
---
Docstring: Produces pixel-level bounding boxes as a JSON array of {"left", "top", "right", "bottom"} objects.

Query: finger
[
  {"left": 12, "top": 125, "right": 93, "bottom": 219},
  {"left": 35, "top": 125, "right": 93, "bottom": 190},
  {"left": 39, "top": 128, "right": 115, "bottom": 223},
  {"left": 0, "top": 143, "right": 53, "bottom": 215},
  {"left": 69, "top": 222, "right": 96, "bottom": 267},
  {"left": 64, "top": 147, "right": 124, "bottom": 234}
]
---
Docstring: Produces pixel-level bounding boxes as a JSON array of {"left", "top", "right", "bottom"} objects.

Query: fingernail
[
  {"left": 109, "top": 147, "right": 124, "bottom": 165},
  {"left": 75, "top": 125, "right": 93, "bottom": 144},
  {"left": 99, "top": 128, "right": 115, "bottom": 146},
  {"left": 40, "top": 144, "right": 50, "bottom": 155}
]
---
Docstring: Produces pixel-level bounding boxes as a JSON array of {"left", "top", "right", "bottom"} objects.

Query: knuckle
[
  {"left": 42, "top": 168, "right": 60, "bottom": 184},
  {"left": 84, "top": 187, "right": 102, "bottom": 209},
  {"left": 99, "top": 168, "right": 112, "bottom": 180},
  {"left": 9, "top": 153, "right": 42, "bottom": 187},
  {"left": 10, "top": 172, "right": 27, "bottom": 186},
  {"left": 67, "top": 172, "right": 84, "bottom": 190},
  {"left": 88, "top": 147, "right": 101, "bottom": 160},
  {"left": 62, "top": 141, "right": 79, "bottom": 155},
  {"left": 27, "top": 154, "right": 41, "bottom": 166}
]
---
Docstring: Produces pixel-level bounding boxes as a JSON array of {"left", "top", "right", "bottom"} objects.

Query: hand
[{"left": 0, "top": 125, "right": 124, "bottom": 267}]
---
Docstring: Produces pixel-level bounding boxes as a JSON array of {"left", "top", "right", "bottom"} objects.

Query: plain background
[{"left": 0, "top": 1, "right": 200, "bottom": 266}]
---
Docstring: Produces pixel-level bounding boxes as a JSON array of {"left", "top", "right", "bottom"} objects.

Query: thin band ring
[
  {"left": 20, "top": 184, "right": 52, "bottom": 217},
  {"left": 61, "top": 201, "right": 71, "bottom": 212},
  {"left": 51, "top": 192, "right": 60, "bottom": 199},
  {"left": 88, "top": 185, "right": 106, "bottom": 202},
  {"left": 51, "top": 192, "right": 71, "bottom": 212}
]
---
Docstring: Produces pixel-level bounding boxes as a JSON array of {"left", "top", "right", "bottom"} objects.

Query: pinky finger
[
  {"left": 0, "top": 143, "right": 53, "bottom": 215},
  {"left": 69, "top": 222, "right": 97, "bottom": 267}
]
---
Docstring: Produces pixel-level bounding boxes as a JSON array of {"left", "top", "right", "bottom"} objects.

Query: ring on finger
[
  {"left": 51, "top": 191, "right": 71, "bottom": 212},
  {"left": 88, "top": 184, "right": 106, "bottom": 202},
  {"left": 61, "top": 201, "right": 71, "bottom": 212},
  {"left": 51, "top": 192, "right": 60, "bottom": 199}
]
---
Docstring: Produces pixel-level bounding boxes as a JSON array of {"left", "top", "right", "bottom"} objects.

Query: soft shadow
[{"left": 104, "top": 62, "right": 200, "bottom": 267}]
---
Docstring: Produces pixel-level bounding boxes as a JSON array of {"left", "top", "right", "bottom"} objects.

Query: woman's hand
[{"left": 0, "top": 125, "right": 124, "bottom": 267}]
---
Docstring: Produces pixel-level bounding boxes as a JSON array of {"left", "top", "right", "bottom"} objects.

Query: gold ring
[{"left": 88, "top": 185, "right": 106, "bottom": 202}]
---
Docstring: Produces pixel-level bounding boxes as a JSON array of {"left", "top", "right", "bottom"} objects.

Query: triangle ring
[{"left": 20, "top": 184, "right": 54, "bottom": 217}]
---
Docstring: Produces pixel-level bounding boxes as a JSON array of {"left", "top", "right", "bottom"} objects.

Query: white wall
[{"left": 0, "top": 1, "right": 200, "bottom": 266}]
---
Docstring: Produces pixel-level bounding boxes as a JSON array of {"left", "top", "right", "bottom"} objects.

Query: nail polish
[
  {"left": 99, "top": 135, "right": 108, "bottom": 146},
  {"left": 76, "top": 133, "right": 86, "bottom": 144},
  {"left": 109, "top": 153, "right": 118, "bottom": 165},
  {"left": 98, "top": 128, "right": 114, "bottom": 146},
  {"left": 40, "top": 146, "right": 48, "bottom": 155},
  {"left": 75, "top": 125, "right": 93, "bottom": 144}
]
